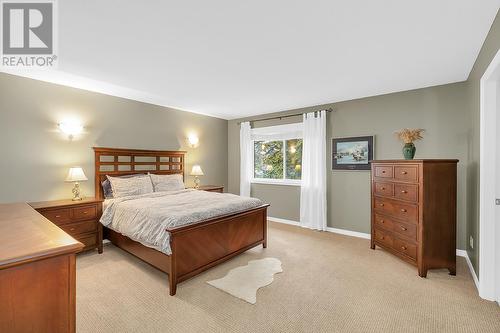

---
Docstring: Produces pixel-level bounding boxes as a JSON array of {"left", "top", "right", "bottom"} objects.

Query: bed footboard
[{"left": 167, "top": 205, "right": 268, "bottom": 295}]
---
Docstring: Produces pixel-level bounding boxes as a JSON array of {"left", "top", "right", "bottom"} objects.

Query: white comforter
[{"left": 100, "top": 189, "right": 263, "bottom": 255}]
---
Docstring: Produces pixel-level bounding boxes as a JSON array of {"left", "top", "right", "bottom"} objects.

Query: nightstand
[
  {"left": 29, "top": 198, "right": 103, "bottom": 253},
  {"left": 192, "top": 185, "right": 224, "bottom": 193}
]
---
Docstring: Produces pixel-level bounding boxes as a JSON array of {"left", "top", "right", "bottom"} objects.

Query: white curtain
[
  {"left": 300, "top": 111, "right": 327, "bottom": 231},
  {"left": 240, "top": 122, "right": 252, "bottom": 197}
]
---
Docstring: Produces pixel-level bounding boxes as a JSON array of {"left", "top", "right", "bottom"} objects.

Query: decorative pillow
[
  {"left": 106, "top": 174, "right": 154, "bottom": 198},
  {"left": 149, "top": 173, "right": 185, "bottom": 192}
]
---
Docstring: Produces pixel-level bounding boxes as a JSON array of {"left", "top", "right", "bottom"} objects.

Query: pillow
[
  {"left": 101, "top": 179, "right": 114, "bottom": 199},
  {"left": 149, "top": 173, "right": 185, "bottom": 192},
  {"left": 106, "top": 174, "right": 154, "bottom": 198},
  {"left": 101, "top": 174, "right": 145, "bottom": 199}
]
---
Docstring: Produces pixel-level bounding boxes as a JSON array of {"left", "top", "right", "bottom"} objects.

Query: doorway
[{"left": 479, "top": 49, "right": 500, "bottom": 304}]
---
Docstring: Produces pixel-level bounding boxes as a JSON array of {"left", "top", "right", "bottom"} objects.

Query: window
[
  {"left": 249, "top": 123, "right": 303, "bottom": 185},
  {"left": 252, "top": 138, "right": 302, "bottom": 185}
]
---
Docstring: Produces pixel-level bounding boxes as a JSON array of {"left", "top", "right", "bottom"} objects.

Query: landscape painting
[{"left": 332, "top": 136, "right": 374, "bottom": 170}]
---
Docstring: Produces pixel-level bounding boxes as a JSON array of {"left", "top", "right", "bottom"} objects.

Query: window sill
[{"left": 251, "top": 179, "right": 301, "bottom": 186}]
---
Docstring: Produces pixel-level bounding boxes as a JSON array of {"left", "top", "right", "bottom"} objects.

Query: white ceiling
[{"left": 3, "top": 0, "right": 499, "bottom": 119}]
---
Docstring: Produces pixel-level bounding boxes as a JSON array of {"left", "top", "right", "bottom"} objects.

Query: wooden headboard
[{"left": 93, "top": 147, "right": 186, "bottom": 200}]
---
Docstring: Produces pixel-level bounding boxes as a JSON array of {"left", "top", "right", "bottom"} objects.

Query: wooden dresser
[
  {"left": 370, "top": 159, "right": 458, "bottom": 277},
  {"left": 30, "top": 198, "right": 103, "bottom": 253},
  {"left": 0, "top": 203, "right": 83, "bottom": 333}
]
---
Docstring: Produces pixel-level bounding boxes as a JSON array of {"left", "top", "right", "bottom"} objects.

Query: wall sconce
[
  {"left": 59, "top": 120, "right": 83, "bottom": 140},
  {"left": 187, "top": 133, "right": 199, "bottom": 148}
]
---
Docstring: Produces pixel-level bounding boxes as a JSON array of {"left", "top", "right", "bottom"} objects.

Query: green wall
[
  {"left": 466, "top": 11, "right": 500, "bottom": 274},
  {"left": 0, "top": 73, "right": 228, "bottom": 203},
  {"left": 228, "top": 82, "right": 470, "bottom": 249}
]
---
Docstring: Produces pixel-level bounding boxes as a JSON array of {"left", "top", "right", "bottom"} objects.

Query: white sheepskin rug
[{"left": 207, "top": 258, "right": 283, "bottom": 304}]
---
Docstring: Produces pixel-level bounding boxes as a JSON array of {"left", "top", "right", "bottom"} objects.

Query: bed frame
[{"left": 93, "top": 147, "right": 269, "bottom": 295}]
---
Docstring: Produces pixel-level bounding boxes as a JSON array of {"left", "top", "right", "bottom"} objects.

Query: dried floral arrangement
[{"left": 394, "top": 128, "right": 425, "bottom": 144}]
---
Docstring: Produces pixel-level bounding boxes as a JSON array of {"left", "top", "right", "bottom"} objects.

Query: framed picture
[{"left": 332, "top": 136, "right": 374, "bottom": 170}]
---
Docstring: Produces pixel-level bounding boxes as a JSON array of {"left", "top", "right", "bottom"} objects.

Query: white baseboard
[
  {"left": 268, "top": 216, "right": 370, "bottom": 239},
  {"left": 268, "top": 216, "right": 479, "bottom": 291},
  {"left": 325, "top": 227, "right": 371, "bottom": 239},
  {"left": 268, "top": 216, "right": 300, "bottom": 226},
  {"left": 457, "top": 250, "right": 479, "bottom": 291},
  {"left": 268, "top": 216, "right": 372, "bottom": 239}
]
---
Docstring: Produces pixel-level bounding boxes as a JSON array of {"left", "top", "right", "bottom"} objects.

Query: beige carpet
[{"left": 76, "top": 222, "right": 500, "bottom": 333}]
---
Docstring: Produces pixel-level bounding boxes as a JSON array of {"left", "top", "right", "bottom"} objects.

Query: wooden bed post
[
  {"left": 168, "top": 238, "right": 177, "bottom": 296},
  {"left": 263, "top": 215, "right": 268, "bottom": 248}
]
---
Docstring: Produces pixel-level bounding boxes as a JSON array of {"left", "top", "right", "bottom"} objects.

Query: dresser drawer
[
  {"left": 394, "top": 237, "right": 417, "bottom": 260},
  {"left": 374, "top": 165, "right": 393, "bottom": 178},
  {"left": 374, "top": 214, "right": 394, "bottom": 231},
  {"left": 392, "top": 221, "right": 417, "bottom": 241},
  {"left": 73, "top": 206, "right": 97, "bottom": 220},
  {"left": 205, "top": 188, "right": 223, "bottom": 193},
  {"left": 394, "top": 165, "right": 418, "bottom": 182},
  {"left": 60, "top": 220, "right": 97, "bottom": 235},
  {"left": 374, "top": 198, "right": 418, "bottom": 224},
  {"left": 394, "top": 183, "right": 418, "bottom": 202},
  {"left": 41, "top": 208, "right": 72, "bottom": 225},
  {"left": 374, "top": 182, "right": 394, "bottom": 197},
  {"left": 76, "top": 233, "right": 97, "bottom": 250},
  {"left": 374, "top": 228, "right": 393, "bottom": 248},
  {"left": 391, "top": 201, "right": 418, "bottom": 223}
]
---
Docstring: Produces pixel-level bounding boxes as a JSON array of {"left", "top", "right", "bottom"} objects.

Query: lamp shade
[
  {"left": 190, "top": 165, "right": 204, "bottom": 176},
  {"left": 65, "top": 167, "right": 88, "bottom": 182}
]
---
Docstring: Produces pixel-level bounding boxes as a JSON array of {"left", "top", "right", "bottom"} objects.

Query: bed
[{"left": 94, "top": 147, "right": 269, "bottom": 295}]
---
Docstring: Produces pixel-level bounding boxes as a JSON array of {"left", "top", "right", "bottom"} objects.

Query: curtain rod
[{"left": 237, "top": 108, "right": 334, "bottom": 125}]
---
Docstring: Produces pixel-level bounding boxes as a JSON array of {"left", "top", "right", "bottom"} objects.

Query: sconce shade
[
  {"left": 190, "top": 165, "right": 204, "bottom": 176},
  {"left": 188, "top": 134, "right": 199, "bottom": 147},
  {"left": 65, "top": 167, "right": 88, "bottom": 182},
  {"left": 59, "top": 121, "right": 83, "bottom": 136}
]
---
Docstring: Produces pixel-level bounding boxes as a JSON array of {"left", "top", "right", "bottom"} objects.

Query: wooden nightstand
[
  {"left": 29, "top": 198, "right": 103, "bottom": 253},
  {"left": 192, "top": 185, "right": 224, "bottom": 193}
]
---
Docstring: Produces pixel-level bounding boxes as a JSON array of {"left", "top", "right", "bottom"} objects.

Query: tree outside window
[{"left": 254, "top": 139, "right": 302, "bottom": 181}]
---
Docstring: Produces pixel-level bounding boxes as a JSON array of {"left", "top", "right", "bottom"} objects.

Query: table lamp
[
  {"left": 65, "top": 167, "right": 88, "bottom": 201},
  {"left": 190, "top": 165, "right": 204, "bottom": 189}
]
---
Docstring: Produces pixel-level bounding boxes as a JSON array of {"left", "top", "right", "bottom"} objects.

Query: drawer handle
[
  {"left": 379, "top": 203, "right": 385, "bottom": 207},
  {"left": 400, "top": 209, "right": 407, "bottom": 212},
  {"left": 381, "top": 236, "right": 385, "bottom": 240},
  {"left": 400, "top": 226, "right": 407, "bottom": 231},
  {"left": 401, "top": 190, "right": 407, "bottom": 194},
  {"left": 380, "top": 220, "right": 384, "bottom": 223},
  {"left": 381, "top": 187, "right": 386, "bottom": 190},
  {"left": 401, "top": 246, "right": 407, "bottom": 250},
  {"left": 55, "top": 215, "right": 61, "bottom": 218},
  {"left": 83, "top": 211, "right": 88, "bottom": 214},
  {"left": 401, "top": 171, "right": 408, "bottom": 175},
  {"left": 70, "top": 228, "right": 75, "bottom": 231},
  {"left": 382, "top": 170, "right": 386, "bottom": 173}
]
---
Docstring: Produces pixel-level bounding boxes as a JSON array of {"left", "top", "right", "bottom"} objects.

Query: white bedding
[{"left": 100, "top": 189, "right": 263, "bottom": 255}]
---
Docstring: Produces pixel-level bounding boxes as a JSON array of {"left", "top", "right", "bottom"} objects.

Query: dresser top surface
[
  {"left": 29, "top": 197, "right": 102, "bottom": 210},
  {"left": 190, "top": 185, "right": 224, "bottom": 190},
  {"left": 0, "top": 203, "right": 83, "bottom": 267},
  {"left": 371, "top": 159, "right": 459, "bottom": 163}
]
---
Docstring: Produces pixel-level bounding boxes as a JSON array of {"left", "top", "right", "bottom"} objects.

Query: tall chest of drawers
[{"left": 370, "top": 159, "right": 458, "bottom": 277}]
